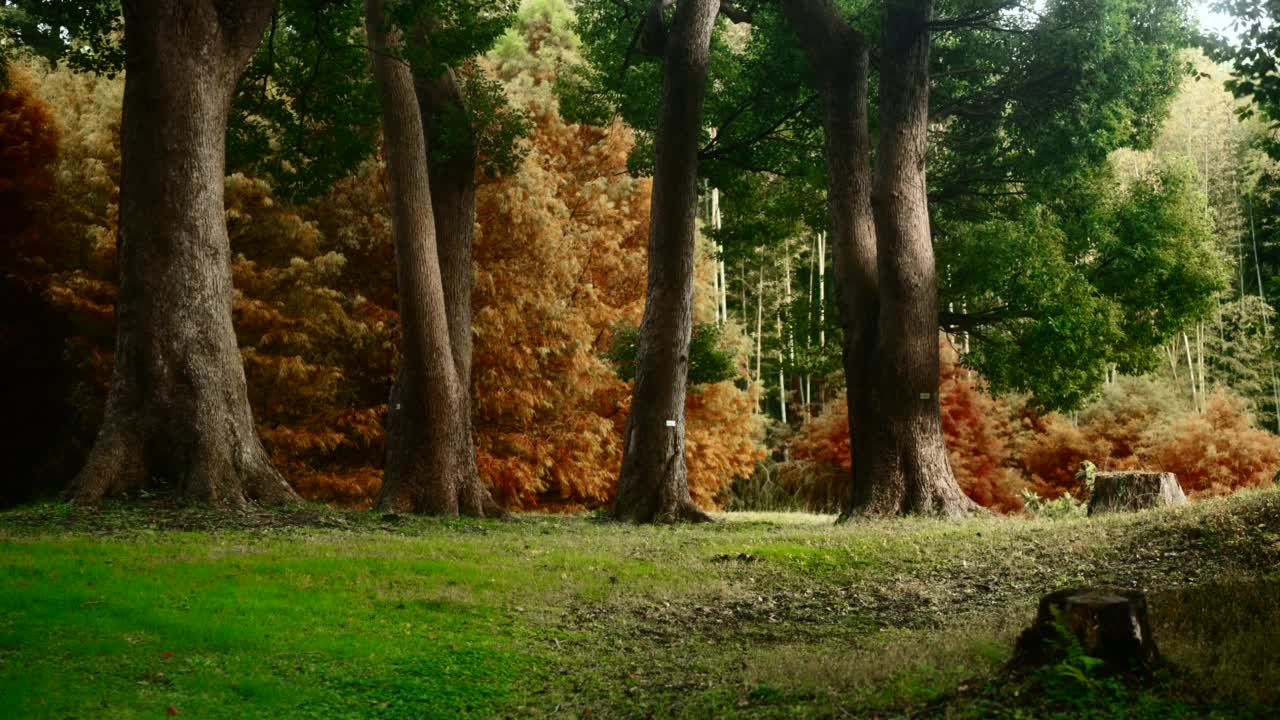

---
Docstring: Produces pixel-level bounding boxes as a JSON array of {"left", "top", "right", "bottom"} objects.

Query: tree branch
[{"left": 719, "top": 1, "right": 752, "bottom": 24}]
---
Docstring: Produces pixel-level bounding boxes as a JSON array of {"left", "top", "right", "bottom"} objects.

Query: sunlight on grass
[{"left": 2, "top": 489, "right": 1278, "bottom": 718}]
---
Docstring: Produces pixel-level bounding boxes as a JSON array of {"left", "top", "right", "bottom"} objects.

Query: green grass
[{"left": 2, "top": 490, "right": 1279, "bottom": 718}]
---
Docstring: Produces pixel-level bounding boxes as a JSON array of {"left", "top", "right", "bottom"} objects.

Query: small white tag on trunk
[
  {"left": 919, "top": 393, "right": 932, "bottom": 400},
  {"left": 665, "top": 420, "right": 677, "bottom": 427}
]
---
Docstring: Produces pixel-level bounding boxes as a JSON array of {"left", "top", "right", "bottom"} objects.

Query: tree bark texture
[
  {"left": 1088, "top": 472, "right": 1187, "bottom": 516},
  {"left": 611, "top": 0, "right": 721, "bottom": 523},
  {"left": 415, "top": 67, "right": 503, "bottom": 516},
  {"left": 69, "top": 0, "right": 298, "bottom": 508},
  {"left": 781, "top": 0, "right": 882, "bottom": 517},
  {"left": 366, "top": 0, "right": 488, "bottom": 516},
  {"left": 863, "top": 0, "right": 976, "bottom": 517},
  {"left": 1014, "top": 588, "right": 1160, "bottom": 674}
]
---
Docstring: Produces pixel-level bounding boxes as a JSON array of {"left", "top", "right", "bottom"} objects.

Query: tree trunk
[
  {"left": 864, "top": 0, "right": 976, "bottom": 516},
  {"left": 755, "top": 260, "right": 764, "bottom": 385},
  {"left": 68, "top": 0, "right": 298, "bottom": 508},
  {"left": 415, "top": 67, "right": 503, "bottom": 517},
  {"left": 366, "top": 0, "right": 485, "bottom": 516},
  {"left": 781, "top": 0, "right": 883, "bottom": 516},
  {"left": 610, "top": 0, "right": 720, "bottom": 523}
]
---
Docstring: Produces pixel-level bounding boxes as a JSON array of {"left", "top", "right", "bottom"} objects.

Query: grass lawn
[{"left": 2, "top": 491, "right": 1279, "bottom": 718}]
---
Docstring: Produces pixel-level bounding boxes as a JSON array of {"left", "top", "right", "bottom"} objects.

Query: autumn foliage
[
  {"left": 0, "top": 7, "right": 765, "bottom": 512},
  {"left": 786, "top": 343, "right": 1028, "bottom": 512},
  {"left": 786, "top": 346, "right": 1280, "bottom": 513}
]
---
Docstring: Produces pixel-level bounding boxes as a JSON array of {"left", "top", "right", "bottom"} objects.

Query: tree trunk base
[
  {"left": 1088, "top": 472, "right": 1187, "bottom": 516},
  {"left": 69, "top": 414, "right": 296, "bottom": 510},
  {"left": 610, "top": 498, "right": 714, "bottom": 524},
  {"left": 1014, "top": 588, "right": 1159, "bottom": 674},
  {"left": 847, "top": 446, "right": 983, "bottom": 520}
]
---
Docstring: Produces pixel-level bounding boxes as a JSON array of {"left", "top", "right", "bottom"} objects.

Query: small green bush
[{"left": 605, "top": 321, "right": 738, "bottom": 386}]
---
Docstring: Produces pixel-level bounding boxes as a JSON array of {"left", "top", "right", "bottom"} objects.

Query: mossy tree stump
[
  {"left": 1088, "top": 471, "right": 1187, "bottom": 516},
  {"left": 1014, "top": 588, "right": 1159, "bottom": 673}
]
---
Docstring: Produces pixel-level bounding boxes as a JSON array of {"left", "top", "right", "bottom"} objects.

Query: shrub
[
  {"left": 784, "top": 344, "right": 1027, "bottom": 513},
  {"left": 1138, "top": 390, "right": 1280, "bottom": 496}
]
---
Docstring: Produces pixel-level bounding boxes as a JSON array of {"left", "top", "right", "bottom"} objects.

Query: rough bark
[
  {"left": 417, "top": 67, "right": 504, "bottom": 517},
  {"left": 611, "top": 0, "right": 721, "bottom": 523},
  {"left": 1014, "top": 588, "right": 1160, "bottom": 674},
  {"left": 367, "top": 0, "right": 484, "bottom": 516},
  {"left": 780, "top": 0, "right": 882, "bottom": 517},
  {"left": 862, "top": 0, "right": 977, "bottom": 517},
  {"left": 1088, "top": 472, "right": 1187, "bottom": 516},
  {"left": 68, "top": 0, "right": 298, "bottom": 509}
]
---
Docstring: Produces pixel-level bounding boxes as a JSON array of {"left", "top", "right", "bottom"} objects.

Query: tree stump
[
  {"left": 1013, "top": 588, "right": 1159, "bottom": 673},
  {"left": 1088, "top": 471, "right": 1186, "bottom": 516}
]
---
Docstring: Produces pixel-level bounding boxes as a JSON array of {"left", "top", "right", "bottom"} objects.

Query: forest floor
[{"left": 2, "top": 490, "right": 1279, "bottom": 719}]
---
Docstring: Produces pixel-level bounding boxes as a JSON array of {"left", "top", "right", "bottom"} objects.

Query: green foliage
[
  {"left": 605, "top": 322, "right": 739, "bottom": 386},
  {"left": 1204, "top": 296, "right": 1279, "bottom": 432},
  {"left": 0, "top": 0, "right": 124, "bottom": 75},
  {"left": 1076, "top": 460, "right": 1098, "bottom": 494},
  {"left": 945, "top": 159, "right": 1227, "bottom": 411},
  {"left": 1205, "top": 0, "right": 1280, "bottom": 124},
  {"left": 1020, "top": 489, "right": 1088, "bottom": 519},
  {"left": 228, "top": 0, "right": 380, "bottom": 201}
]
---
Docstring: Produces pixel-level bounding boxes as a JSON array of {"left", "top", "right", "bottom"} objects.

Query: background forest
[{"left": 2, "top": 0, "right": 1279, "bottom": 513}]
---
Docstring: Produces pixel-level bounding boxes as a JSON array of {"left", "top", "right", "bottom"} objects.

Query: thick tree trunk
[
  {"left": 611, "top": 0, "right": 721, "bottom": 523},
  {"left": 366, "top": 0, "right": 484, "bottom": 516},
  {"left": 865, "top": 0, "right": 976, "bottom": 517},
  {"left": 68, "top": 0, "right": 297, "bottom": 508},
  {"left": 781, "top": 0, "right": 883, "bottom": 516},
  {"left": 415, "top": 67, "right": 503, "bottom": 516}
]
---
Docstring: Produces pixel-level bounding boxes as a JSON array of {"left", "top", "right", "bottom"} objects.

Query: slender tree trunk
[
  {"left": 782, "top": 0, "right": 883, "bottom": 515},
  {"left": 611, "top": 0, "right": 720, "bottom": 523},
  {"left": 69, "top": 0, "right": 298, "bottom": 508},
  {"left": 1182, "top": 331, "right": 1199, "bottom": 413},
  {"left": 863, "top": 0, "right": 975, "bottom": 516},
  {"left": 777, "top": 307, "right": 788, "bottom": 424},
  {"left": 818, "top": 231, "right": 827, "bottom": 349},
  {"left": 755, "top": 260, "right": 764, "bottom": 386},
  {"left": 367, "top": 0, "right": 483, "bottom": 516},
  {"left": 1196, "top": 323, "right": 1206, "bottom": 402}
]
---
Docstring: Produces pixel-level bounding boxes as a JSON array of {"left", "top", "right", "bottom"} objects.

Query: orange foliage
[
  {"left": 0, "top": 63, "right": 59, "bottom": 274},
  {"left": 470, "top": 40, "right": 763, "bottom": 510},
  {"left": 1138, "top": 391, "right": 1280, "bottom": 496},
  {"left": 5, "top": 36, "right": 765, "bottom": 509},
  {"left": 1019, "top": 417, "right": 1106, "bottom": 499},
  {"left": 786, "top": 343, "right": 1026, "bottom": 512},
  {"left": 938, "top": 345, "right": 1028, "bottom": 512},
  {"left": 1021, "top": 379, "right": 1280, "bottom": 501},
  {"left": 226, "top": 173, "right": 395, "bottom": 504}
]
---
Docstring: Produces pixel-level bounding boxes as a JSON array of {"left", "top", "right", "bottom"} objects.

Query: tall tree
[
  {"left": 781, "top": 0, "right": 976, "bottom": 516},
  {"left": 610, "top": 0, "right": 722, "bottom": 523},
  {"left": 866, "top": 0, "right": 976, "bottom": 515},
  {"left": 778, "top": 0, "right": 885, "bottom": 514},
  {"left": 364, "top": 0, "right": 498, "bottom": 515},
  {"left": 69, "top": 0, "right": 298, "bottom": 507}
]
